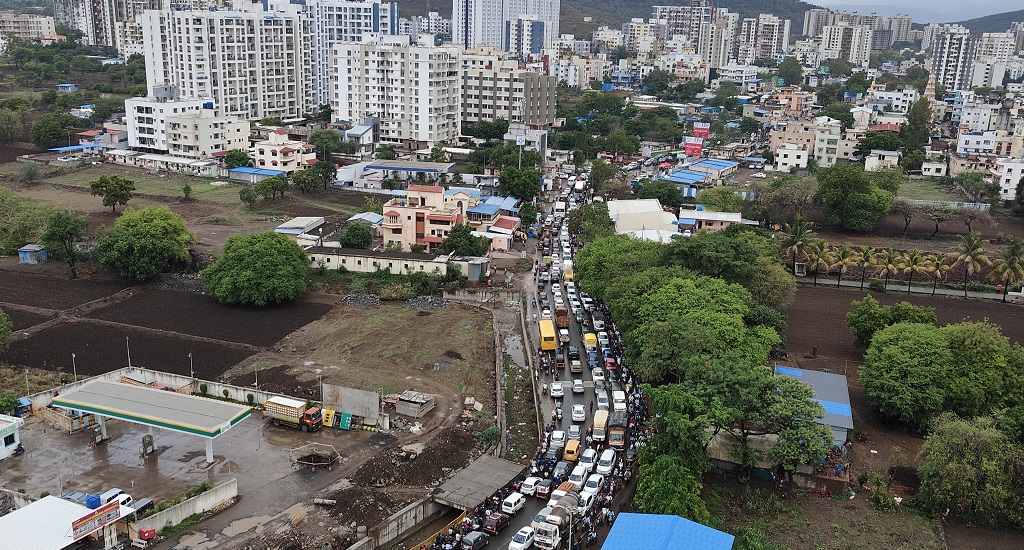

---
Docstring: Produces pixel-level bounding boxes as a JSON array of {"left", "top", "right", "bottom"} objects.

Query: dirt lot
[
  {"left": 783, "top": 284, "right": 1024, "bottom": 549},
  {"left": 0, "top": 269, "right": 129, "bottom": 309}
]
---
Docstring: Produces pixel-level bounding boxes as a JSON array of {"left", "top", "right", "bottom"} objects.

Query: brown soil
[
  {"left": 5, "top": 308, "right": 53, "bottom": 330},
  {"left": 226, "top": 364, "right": 320, "bottom": 400},
  {"left": 324, "top": 485, "right": 416, "bottom": 527},
  {"left": 0, "top": 270, "right": 130, "bottom": 309},
  {"left": 351, "top": 425, "right": 480, "bottom": 487}
]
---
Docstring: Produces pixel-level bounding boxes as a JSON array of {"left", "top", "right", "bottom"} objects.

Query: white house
[
  {"left": 991, "top": 158, "right": 1024, "bottom": 202},
  {"left": 252, "top": 129, "right": 317, "bottom": 173},
  {"left": 775, "top": 143, "right": 809, "bottom": 172},
  {"left": 864, "top": 150, "right": 900, "bottom": 172},
  {"left": 0, "top": 413, "right": 24, "bottom": 460}
]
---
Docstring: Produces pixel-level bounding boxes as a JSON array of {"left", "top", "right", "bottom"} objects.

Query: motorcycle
[{"left": 12, "top": 444, "right": 24, "bottom": 456}]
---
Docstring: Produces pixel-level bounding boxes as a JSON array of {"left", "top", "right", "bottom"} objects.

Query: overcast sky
[{"left": 811, "top": 0, "right": 1012, "bottom": 23}]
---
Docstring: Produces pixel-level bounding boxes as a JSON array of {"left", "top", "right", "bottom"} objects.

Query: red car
[
  {"left": 604, "top": 357, "right": 617, "bottom": 371},
  {"left": 482, "top": 512, "right": 510, "bottom": 534}
]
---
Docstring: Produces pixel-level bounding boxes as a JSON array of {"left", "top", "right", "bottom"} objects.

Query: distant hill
[
  {"left": 394, "top": 0, "right": 823, "bottom": 36},
  {"left": 956, "top": 9, "right": 1024, "bottom": 34}
]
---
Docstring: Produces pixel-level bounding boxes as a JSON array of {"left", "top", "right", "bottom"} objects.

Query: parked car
[
  {"left": 752, "top": 172, "right": 767, "bottom": 178},
  {"left": 592, "top": 368, "right": 605, "bottom": 384},
  {"left": 482, "top": 512, "right": 510, "bottom": 534}
]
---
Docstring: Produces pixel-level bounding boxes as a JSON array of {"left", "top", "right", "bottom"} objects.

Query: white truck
[{"left": 534, "top": 492, "right": 580, "bottom": 550}]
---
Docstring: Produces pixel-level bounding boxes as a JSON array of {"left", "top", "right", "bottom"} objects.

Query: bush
[
  {"left": 199, "top": 383, "right": 208, "bottom": 395},
  {"left": 868, "top": 279, "right": 886, "bottom": 292},
  {"left": 967, "top": 281, "right": 997, "bottom": 292},
  {"left": 246, "top": 393, "right": 254, "bottom": 405},
  {"left": 474, "top": 426, "right": 501, "bottom": 448},
  {"left": 222, "top": 389, "right": 230, "bottom": 399}
]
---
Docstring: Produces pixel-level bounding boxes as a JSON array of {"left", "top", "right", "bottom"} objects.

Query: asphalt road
[{"left": 487, "top": 180, "right": 607, "bottom": 549}]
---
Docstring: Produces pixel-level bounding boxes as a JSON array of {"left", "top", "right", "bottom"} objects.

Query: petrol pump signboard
[{"left": 72, "top": 500, "right": 120, "bottom": 540}]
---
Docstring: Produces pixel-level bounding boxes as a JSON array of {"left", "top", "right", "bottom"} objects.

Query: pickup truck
[{"left": 264, "top": 396, "right": 323, "bottom": 432}]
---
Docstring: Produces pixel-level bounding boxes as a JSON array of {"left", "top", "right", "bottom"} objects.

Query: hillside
[
  {"left": 394, "top": 0, "right": 822, "bottom": 35},
  {"left": 956, "top": 9, "right": 1024, "bottom": 34}
]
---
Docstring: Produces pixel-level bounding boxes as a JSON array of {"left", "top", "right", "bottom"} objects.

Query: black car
[
  {"left": 543, "top": 447, "right": 563, "bottom": 462},
  {"left": 567, "top": 346, "right": 580, "bottom": 360},
  {"left": 553, "top": 460, "right": 570, "bottom": 480}
]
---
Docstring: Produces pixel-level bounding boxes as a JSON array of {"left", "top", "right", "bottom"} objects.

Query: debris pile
[
  {"left": 343, "top": 294, "right": 381, "bottom": 307},
  {"left": 406, "top": 296, "right": 448, "bottom": 310}
]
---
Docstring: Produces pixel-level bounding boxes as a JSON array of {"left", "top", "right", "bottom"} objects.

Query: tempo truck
[{"left": 264, "top": 396, "right": 323, "bottom": 432}]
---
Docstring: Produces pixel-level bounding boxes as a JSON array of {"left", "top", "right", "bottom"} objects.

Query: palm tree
[
  {"left": 989, "top": 236, "right": 1024, "bottom": 302},
  {"left": 953, "top": 232, "right": 991, "bottom": 298},
  {"left": 855, "top": 246, "right": 876, "bottom": 290},
  {"left": 804, "top": 242, "right": 833, "bottom": 286},
  {"left": 928, "top": 253, "right": 952, "bottom": 295},
  {"left": 876, "top": 248, "right": 903, "bottom": 291},
  {"left": 782, "top": 214, "right": 816, "bottom": 274},
  {"left": 831, "top": 245, "right": 856, "bottom": 288},
  {"left": 902, "top": 249, "right": 930, "bottom": 293}
]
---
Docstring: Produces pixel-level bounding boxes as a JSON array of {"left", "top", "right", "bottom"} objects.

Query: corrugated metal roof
[
  {"left": 0, "top": 496, "right": 91, "bottom": 550},
  {"left": 602, "top": 513, "right": 735, "bottom": 550},
  {"left": 693, "top": 159, "right": 739, "bottom": 170},
  {"left": 51, "top": 380, "right": 251, "bottom": 438},
  {"left": 774, "top": 365, "right": 854, "bottom": 430},
  {"left": 663, "top": 169, "right": 708, "bottom": 185}
]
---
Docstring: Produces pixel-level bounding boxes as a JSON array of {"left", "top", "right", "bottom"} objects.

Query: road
[{"left": 487, "top": 177, "right": 612, "bottom": 549}]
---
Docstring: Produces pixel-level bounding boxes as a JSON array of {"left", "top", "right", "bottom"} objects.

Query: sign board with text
[
  {"left": 692, "top": 122, "right": 711, "bottom": 139},
  {"left": 72, "top": 500, "right": 120, "bottom": 540},
  {"left": 684, "top": 137, "right": 704, "bottom": 157}
]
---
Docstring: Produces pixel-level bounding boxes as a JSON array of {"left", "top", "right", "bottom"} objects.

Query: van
[
  {"left": 583, "top": 333, "right": 597, "bottom": 351},
  {"left": 132, "top": 498, "right": 154, "bottom": 517},
  {"left": 115, "top": 493, "right": 134, "bottom": 508},
  {"left": 501, "top": 492, "right": 526, "bottom": 515},
  {"left": 100, "top": 488, "right": 124, "bottom": 505},
  {"left": 563, "top": 440, "right": 581, "bottom": 462},
  {"left": 612, "top": 390, "right": 627, "bottom": 413}
]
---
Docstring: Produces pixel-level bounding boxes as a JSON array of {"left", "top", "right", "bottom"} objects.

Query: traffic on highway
[{"left": 419, "top": 172, "right": 654, "bottom": 550}]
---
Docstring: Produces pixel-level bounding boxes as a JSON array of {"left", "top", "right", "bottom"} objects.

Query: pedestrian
[{"left": 590, "top": 401, "right": 594, "bottom": 413}]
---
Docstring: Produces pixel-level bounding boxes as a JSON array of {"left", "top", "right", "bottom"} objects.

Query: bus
[
  {"left": 539, "top": 319, "right": 557, "bottom": 352},
  {"left": 593, "top": 409, "right": 609, "bottom": 442},
  {"left": 608, "top": 411, "right": 628, "bottom": 449}
]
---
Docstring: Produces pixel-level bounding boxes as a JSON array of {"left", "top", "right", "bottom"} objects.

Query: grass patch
[
  {"left": 39, "top": 166, "right": 244, "bottom": 203},
  {"left": 502, "top": 353, "right": 538, "bottom": 462},
  {"left": 898, "top": 179, "right": 956, "bottom": 202}
]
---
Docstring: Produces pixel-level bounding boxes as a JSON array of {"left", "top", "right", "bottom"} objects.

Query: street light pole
[
  {"left": 189, "top": 352, "right": 194, "bottom": 379},
  {"left": 72, "top": 353, "right": 77, "bottom": 382}
]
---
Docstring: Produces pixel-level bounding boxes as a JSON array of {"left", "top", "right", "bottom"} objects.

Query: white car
[
  {"left": 578, "top": 491, "right": 596, "bottom": 515},
  {"left": 572, "top": 379, "right": 585, "bottom": 394},
  {"left": 596, "top": 449, "right": 616, "bottom": 475},
  {"left": 549, "top": 382, "right": 564, "bottom": 398},
  {"left": 597, "top": 331, "right": 609, "bottom": 348},
  {"left": 541, "top": 309, "right": 552, "bottom": 320},
  {"left": 578, "top": 448, "right": 598, "bottom": 474},
  {"left": 582, "top": 297, "right": 595, "bottom": 311},
  {"left": 592, "top": 368, "right": 605, "bottom": 384},
  {"left": 554, "top": 297, "right": 565, "bottom": 308},
  {"left": 550, "top": 430, "right": 566, "bottom": 448},
  {"left": 520, "top": 476, "right": 542, "bottom": 496},
  {"left": 572, "top": 404, "right": 586, "bottom": 422},
  {"left": 567, "top": 424, "right": 582, "bottom": 440},
  {"left": 592, "top": 319, "right": 606, "bottom": 331},
  {"left": 568, "top": 465, "right": 587, "bottom": 488},
  {"left": 582, "top": 473, "right": 604, "bottom": 496},
  {"left": 531, "top": 507, "right": 553, "bottom": 531},
  {"left": 752, "top": 172, "right": 767, "bottom": 178},
  {"left": 508, "top": 526, "right": 535, "bottom": 550},
  {"left": 551, "top": 283, "right": 562, "bottom": 294}
]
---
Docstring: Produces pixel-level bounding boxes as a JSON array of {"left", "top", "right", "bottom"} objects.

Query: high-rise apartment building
[
  {"left": 504, "top": 18, "right": 546, "bottom": 60},
  {"left": 803, "top": 9, "right": 910, "bottom": 47},
  {"left": 453, "top": 0, "right": 558, "bottom": 50},
  {"left": 931, "top": 27, "right": 977, "bottom": 92},
  {"left": 140, "top": 3, "right": 304, "bottom": 120},
  {"left": 266, "top": 0, "right": 398, "bottom": 114},
  {"left": 975, "top": 32, "right": 1016, "bottom": 63},
  {"left": 652, "top": 1, "right": 713, "bottom": 42},
  {"left": 819, "top": 23, "right": 872, "bottom": 67},
  {"left": 330, "top": 33, "right": 460, "bottom": 149},
  {"left": 737, "top": 14, "right": 790, "bottom": 64},
  {"left": 54, "top": 0, "right": 160, "bottom": 54},
  {"left": 461, "top": 48, "right": 558, "bottom": 127},
  {"left": 0, "top": 12, "right": 62, "bottom": 45},
  {"left": 698, "top": 16, "right": 734, "bottom": 69}
]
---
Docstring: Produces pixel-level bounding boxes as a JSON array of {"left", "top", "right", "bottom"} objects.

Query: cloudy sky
[{"left": 811, "top": 0, "right": 1011, "bottom": 23}]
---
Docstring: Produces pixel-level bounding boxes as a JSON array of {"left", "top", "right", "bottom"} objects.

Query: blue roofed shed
[
  {"left": 663, "top": 169, "right": 709, "bottom": 186},
  {"left": 229, "top": 166, "right": 286, "bottom": 184},
  {"left": 774, "top": 365, "right": 854, "bottom": 447},
  {"left": 602, "top": 513, "right": 734, "bottom": 550},
  {"left": 690, "top": 158, "right": 740, "bottom": 179},
  {"left": 18, "top": 244, "right": 48, "bottom": 264}
]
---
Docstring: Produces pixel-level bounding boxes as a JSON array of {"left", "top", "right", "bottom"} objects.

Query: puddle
[
  {"left": 221, "top": 515, "right": 273, "bottom": 537},
  {"left": 174, "top": 531, "right": 218, "bottom": 550}
]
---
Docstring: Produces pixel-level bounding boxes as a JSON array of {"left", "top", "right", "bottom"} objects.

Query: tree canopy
[
  {"left": 338, "top": 222, "right": 373, "bottom": 249},
  {"left": 846, "top": 295, "right": 936, "bottom": 347},
  {"left": 201, "top": 231, "right": 309, "bottom": 306},
  {"left": 777, "top": 56, "right": 804, "bottom": 86},
  {"left": 696, "top": 186, "right": 744, "bottom": 213},
  {"left": 635, "top": 179, "right": 683, "bottom": 208},
  {"left": 88, "top": 174, "right": 135, "bottom": 212},
  {"left": 223, "top": 149, "right": 251, "bottom": 169},
  {"left": 41, "top": 211, "right": 88, "bottom": 278},
  {"left": 815, "top": 163, "right": 893, "bottom": 231},
  {"left": 94, "top": 205, "right": 195, "bottom": 280},
  {"left": 438, "top": 224, "right": 490, "bottom": 257},
  {"left": 498, "top": 166, "right": 542, "bottom": 199}
]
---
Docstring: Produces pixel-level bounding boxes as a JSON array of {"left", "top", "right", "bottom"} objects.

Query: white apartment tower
[
  {"left": 931, "top": 27, "right": 977, "bottom": 92},
  {"left": 265, "top": 0, "right": 399, "bottom": 114},
  {"left": 330, "top": 34, "right": 460, "bottom": 149},
  {"left": 652, "top": 1, "right": 714, "bottom": 42},
  {"left": 737, "top": 14, "right": 790, "bottom": 64},
  {"left": 140, "top": 4, "right": 303, "bottom": 121},
  {"left": 698, "top": 16, "right": 734, "bottom": 70},
  {"left": 454, "top": 0, "right": 558, "bottom": 49},
  {"left": 976, "top": 32, "right": 1016, "bottom": 63},
  {"left": 819, "top": 23, "right": 873, "bottom": 67}
]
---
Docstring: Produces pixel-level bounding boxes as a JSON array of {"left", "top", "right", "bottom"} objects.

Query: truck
[
  {"left": 592, "top": 409, "right": 608, "bottom": 442},
  {"left": 554, "top": 306, "right": 570, "bottom": 329},
  {"left": 263, "top": 396, "right": 323, "bottom": 432},
  {"left": 535, "top": 492, "right": 581, "bottom": 550},
  {"left": 607, "top": 411, "right": 628, "bottom": 449}
]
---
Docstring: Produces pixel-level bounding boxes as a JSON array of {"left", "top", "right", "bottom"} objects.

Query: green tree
[
  {"left": 737, "top": 116, "right": 761, "bottom": 135},
  {"left": 861, "top": 322, "right": 952, "bottom": 428},
  {"left": 696, "top": 186, "right": 743, "bottom": 212},
  {"left": 565, "top": 202, "right": 615, "bottom": 244},
  {"left": 831, "top": 245, "right": 856, "bottom": 287},
  {"left": 900, "top": 149, "right": 925, "bottom": 172},
  {"left": 634, "top": 454, "right": 709, "bottom": 523},
  {"left": 925, "top": 204, "right": 957, "bottom": 236},
  {"left": 428, "top": 144, "right": 449, "bottom": 163},
  {"left": 954, "top": 172, "right": 1000, "bottom": 204},
  {"left": 0, "top": 390, "right": 17, "bottom": 413},
  {"left": 88, "top": 174, "right": 135, "bottom": 212},
  {"left": 870, "top": 167, "right": 906, "bottom": 195},
  {"left": 902, "top": 249, "right": 930, "bottom": 292},
  {"left": 855, "top": 131, "right": 903, "bottom": 157},
  {"left": 589, "top": 158, "right": 618, "bottom": 192},
  {"left": 0, "top": 308, "right": 11, "bottom": 354},
  {"left": 663, "top": 231, "right": 761, "bottom": 283},
  {"left": 855, "top": 246, "right": 875, "bottom": 290},
  {"left": 498, "top": 166, "right": 542, "bottom": 199},
  {"left": 900, "top": 97, "right": 933, "bottom": 152},
  {"left": 890, "top": 197, "right": 920, "bottom": 236},
  {"left": 815, "top": 163, "right": 892, "bottom": 231},
  {"left": 780, "top": 214, "right": 815, "bottom": 273},
  {"left": 223, "top": 149, "right": 251, "bottom": 169},
  {"left": 94, "top": 205, "right": 195, "bottom": 280},
  {"left": 239, "top": 186, "right": 257, "bottom": 207},
  {"left": 643, "top": 69, "right": 675, "bottom": 96},
  {"left": 952, "top": 232, "right": 991, "bottom": 298},
  {"left": 20, "top": 163, "right": 39, "bottom": 183},
  {"left": 745, "top": 256, "right": 796, "bottom": 311},
  {"left": 635, "top": 179, "right": 682, "bottom": 208},
  {"left": 0, "top": 108, "right": 27, "bottom": 143},
  {"left": 30, "top": 113, "right": 70, "bottom": 149},
  {"left": 518, "top": 202, "right": 537, "bottom": 226},
  {"left": 819, "top": 103, "right": 855, "bottom": 131},
  {"left": 438, "top": 224, "right": 490, "bottom": 256},
  {"left": 990, "top": 236, "right": 1024, "bottom": 301},
  {"left": 917, "top": 413, "right": 1024, "bottom": 529},
  {"left": 290, "top": 166, "right": 319, "bottom": 194},
  {"left": 711, "top": 81, "right": 738, "bottom": 109},
  {"left": 777, "top": 56, "right": 804, "bottom": 85},
  {"left": 376, "top": 145, "right": 397, "bottom": 160},
  {"left": 307, "top": 129, "right": 342, "bottom": 159},
  {"left": 846, "top": 295, "right": 936, "bottom": 348},
  {"left": 338, "top": 222, "right": 373, "bottom": 249},
  {"left": 41, "top": 211, "right": 88, "bottom": 278},
  {"left": 201, "top": 231, "right": 309, "bottom": 306}
]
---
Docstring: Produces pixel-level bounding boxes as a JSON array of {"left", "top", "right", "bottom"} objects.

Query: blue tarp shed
[
  {"left": 229, "top": 167, "right": 285, "bottom": 177},
  {"left": 740, "top": 156, "right": 767, "bottom": 164},
  {"left": 663, "top": 169, "right": 709, "bottom": 185},
  {"left": 602, "top": 513, "right": 735, "bottom": 550},
  {"left": 774, "top": 365, "right": 854, "bottom": 447},
  {"left": 484, "top": 195, "right": 520, "bottom": 213},
  {"left": 48, "top": 144, "right": 102, "bottom": 152},
  {"left": 467, "top": 203, "right": 501, "bottom": 216},
  {"left": 693, "top": 159, "right": 739, "bottom": 171}
]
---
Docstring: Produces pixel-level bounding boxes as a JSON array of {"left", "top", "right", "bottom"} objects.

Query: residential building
[
  {"left": 870, "top": 86, "right": 917, "bottom": 114},
  {"left": 775, "top": 142, "right": 809, "bottom": 172},
  {"left": 252, "top": 128, "right": 317, "bottom": 173},
  {"left": 970, "top": 60, "right": 1008, "bottom": 89},
  {"left": 166, "top": 108, "right": 249, "bottom": 160},
  {"left": 736, "top": 14, "right": 790, "bottom": 65},
  {"left": 621, "top": 18, "right": 663, "bottom": 52},
  {"left": 550, "top": 34, "right": 591, "bottom": 57},
  {"left": 504, "top": 17, "right": 546, "bottom": 60},
  {"left": 961, "top": 103, "right": 998, "bottom": 133},
  {"left": 380, "top": 184, "right": 464, "bottom": 252},
  {"left": 453, "top": 0, "right": 558, "bottom": 50},
  {"left": 141, "top": 4, "right": 303, "bottom": 121},
  {"left": 591, "top": 26, "right": 624, "bottom": 51},
  {"left": 54, "top": 0, "right": 159, "bottom": 54},
  {"left": 774, "top": 86, "right": 817, "bottom": 117},
  {"left": 697, "top": 16, "right": 735, "bottom": 69},
  {"left": 922, "top": 158, "right": 947, "bottom": 177},
  {"left": 990, "top": 157, "right": 1024, "bottom": 202},
  {"left": 461, "top": 48, "right": 557, "bottom": 128},
  {"left": 864, "top": 150, "right": 899, "bottom": 171},
  {"left": 976, "top": 31, "right": 1016, "bottom": 63},
  {"left": 330, "top": 33, "right": 460, "bottom": 150},
  {"left": 802, "top": 9, "right": 832, "bottom": 38},
  {"left": 931, "top": 26, "right": 976, "bottom": 92},
  {"left": 718, "top": 64, "right": 758, "bottom": 87},
  {"left": 812, "top": 116, "right": 842, "bottom": 168},
  {"left": 548, "top": 55, "right": 603, "bottom": 88},
  {"left": 653, "top": 2, "right": 714, "bottom": 42},
  {"left": 769, "top": 120, "right": 815, "bottom": 153},
  {"left": 818, "top": 23, "right": 872, "bottom": 67},
  {"left": 0, "top": 11, "right": 62, "bottom": 47},
  {"left": 125, "top": 85, "right": 209, "bottom": 151},
  {"left": 306, "top": 247, "right": 490, "bottom": 279},
  {"left": 957, "top": 131, "right": 998, "bottom": 156},
  {"left": 607, "top": 199, "right": 677, "bottom": 233},
  {"left": 677, "top": 210, "right": 757, "bottom": 233},
  {"left": 266, "top": 0, "right": 399, "bottom": 114}
]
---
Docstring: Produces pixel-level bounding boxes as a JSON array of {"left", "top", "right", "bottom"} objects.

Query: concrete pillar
[
  {"left": 205, "top": 438, "right": 214, "bottom": 464},
  {"left": 97, "top": 415, "right": 108, "bottom": 440},
  {"left": 103, "top": 523, "right": 116, "bottom": 550}
]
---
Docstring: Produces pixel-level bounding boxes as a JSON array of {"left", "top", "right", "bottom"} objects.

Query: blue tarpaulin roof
[
  {"left": 48, "top": 144, "right": 102, "bottom": 152},
  {"left": 602, "top": 513, "right": 735, "bottom": 550},
  {"left": 693, "top": 159, "right": 739, "bottom": 171},
  {"left": 229, "top": 167, "right": 285, "bottom": 177},
  {"left": 663, "top": 170, "right": 709, "bottom": 185},
  {"left": 740, "top": 156, "right": 767, "bottom": 163},
  {"left": 445, "top": 187, "right": 482, "bottom": 198},
  {"left": 484, "top": 195, "right": 520, "bottom": 212},
  {"left": 467, "top": 203, "right": 501, "bottom": 215}
]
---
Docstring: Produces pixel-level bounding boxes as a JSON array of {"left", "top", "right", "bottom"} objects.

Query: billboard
[
  {"left": 72, "top": 500, "right": 120, "bottom": 540},
  {"left": 322, "top": 383, "right": 380, "bottom": 424},
  {"left": 684, "top": 137, "right": 704, "bottom": 157},
  {"left": 692, "top": 122, "right": 711, "bottom": 139}
]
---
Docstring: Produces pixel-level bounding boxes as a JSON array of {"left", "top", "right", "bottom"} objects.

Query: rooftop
[
  {"left": 433, "top": 455, "right": 525, "bottom": 510},
  {"left": 364, "top": 160, "right": 455, "bottom": 173},
  {"left": 607, "top": 199, "right": 665, "bottom": 217},
  {"left": 774, "top": 366, "right": 854, "bottom": 430},
  {"left": 0, "top": 496, "right": 91, "bottom": 550},
  {"left": 693, "top": 158, "right": 740, "bottom": 171},
  {"left": 602, "top": 513, "right": 735, "bottom": 550},
  {"left": 663, "top": 169, "right": 709, "bottom": 185}
]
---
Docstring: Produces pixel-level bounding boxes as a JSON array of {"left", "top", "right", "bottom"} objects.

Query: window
[{"left": 3, "top": 434, "right": 14, "bottom": 447}]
